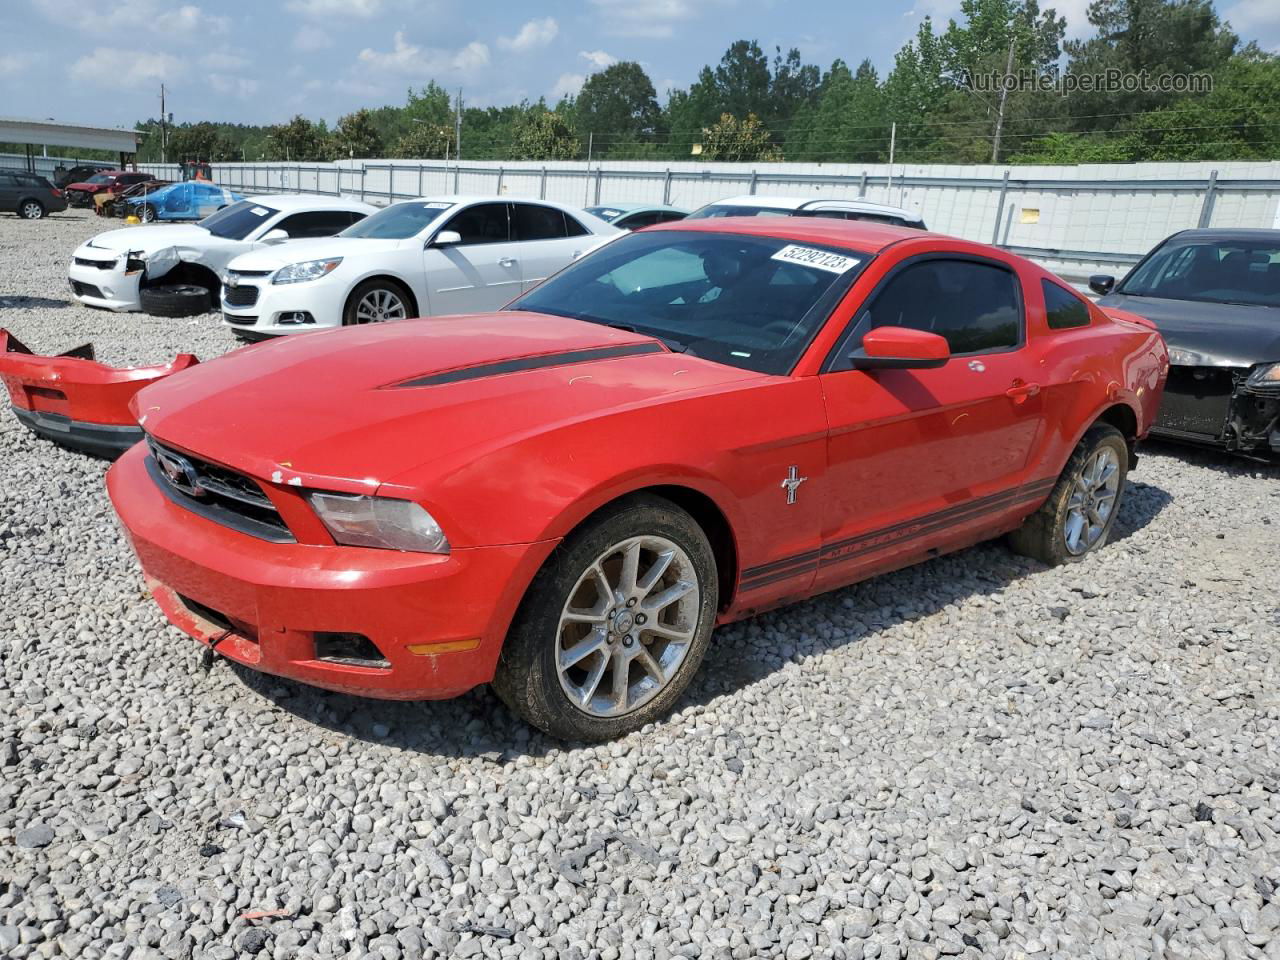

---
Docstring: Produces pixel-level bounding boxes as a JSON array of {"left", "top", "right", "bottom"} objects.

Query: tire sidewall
[
  {"left": 140, "top": 205, "right": 156, "bottom": 222},
  {"left": 495, "top": 495, "right": 719, "bottom": 741},
  {"left": 21, "top": 201, "right": 44, "bottom": 220},
  {"left": 1042, "top": 426, "right": 1129, "bottom": 565}
]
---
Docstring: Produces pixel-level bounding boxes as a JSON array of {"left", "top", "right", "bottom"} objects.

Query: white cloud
[
  {"left": 579, "top": 49, "right": 617, "bottom": 69},
  {"left": 70, "top": 48, "right": 184, "bottom": 88},
  {"left": 293, "top": 24, "right": 334, "bottom": 51},
  {"left": 498, "top": 17, "right": 558, "bottom": 52},
  {"left": 550, "top": 73, "right": 586, "bottom": 99},
  {"left": 209, "top": 74, "right": 259, "bottom": 99},
  {"left": 201, "top": 50, "right": 248, "bottom": 71},
  {"left": 287, "top": 0, "right": 382, "bottom": 16},
  {"left": 589, "top": 0, "right": 695, "bottom": 38},
  {"left": 0, "top": 53, "right": 31, "bottom": 76},
  {"left": 357, "top": 31, "right": 490, "bottom": 76},
  {"left": 37, "top": 0, "right": 227, "bottom": 35}
]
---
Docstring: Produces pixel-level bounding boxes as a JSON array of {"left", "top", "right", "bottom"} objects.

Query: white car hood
[
  {"left": 227, "top": 236, "right": 407, "bottom": 271},
  {"left": 77, "top": 224, "right": 247, "bottom": 282}
]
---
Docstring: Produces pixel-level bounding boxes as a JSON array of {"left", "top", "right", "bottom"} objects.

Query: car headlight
[
  {"left": 272, "top": 258, "right": 343, "bottom": 285},
  {"left": 1167, "top": 347, "right": 1213, "bottom": 366},
  {"left": 309, "top": 492, "right": 449, "bottom": 553},
  {"left": 1245, "top": 361, "right": 1280, "bottom": 387}
]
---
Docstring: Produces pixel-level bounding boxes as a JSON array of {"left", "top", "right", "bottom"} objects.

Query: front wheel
[
  {"left": 139, "top": 204, "right": 157, "bottom": 223},
  {"left": 1008, "top": 423, "right": 1128, "bottom": 565},
  {"left": 492, "top": 495, "right": 719, "bottom": 741},
  {"left": 19, "top": 200, "right": 45, "bottom": 220},
  {"left": 343, "top": 279, "right": 411, "bottom": 325}
]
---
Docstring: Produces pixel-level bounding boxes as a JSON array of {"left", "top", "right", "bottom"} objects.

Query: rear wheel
[
  {"left": 342, "top": 279, "right": 411, "bottom": 326},
  {"left": 19, "top": 200, "right": 45, "bottom": 220},
  {"left": 140, "top": 284, "right": 213, "bottom": 318},
  {"left": 492, "top": 495, "right": 719, "bottom": 741},
  {"left": 1008, "top": 424, "right": 1128, "bottom": 565}
]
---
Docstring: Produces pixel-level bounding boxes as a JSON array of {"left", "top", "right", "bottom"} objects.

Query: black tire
[
  {"left": 19, "top": 199, "right": 45, "bottom": 220},
  {"left": 1008, "top": 424, "right": 1129, "bottom": 565},
  {"left": 139, "top": 204, "right": 158, "bottom": 223},
  {"left": 492, "top": 494, "right": 719, "bottom": 741},
  {"left": 342, "top": 278, "right": 413, "bottom": 326},
  {"left": 140, "top": 284, "right": 213, "bottom": 318}
]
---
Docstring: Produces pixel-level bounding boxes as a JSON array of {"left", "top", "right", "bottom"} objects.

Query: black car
[
  {"left": 0, "top": 172, "right": 68, "bottom": 220},
  {"left": 52, "top": 162, "right": 113, "bottom": 189},
  {"left": 1093, "top": 228, "right": 1279, "bottom": 456}
]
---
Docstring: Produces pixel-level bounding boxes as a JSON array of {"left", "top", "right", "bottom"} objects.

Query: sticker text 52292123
[{"left": 770, "top": 245, "right": 861, "bottom": 274}]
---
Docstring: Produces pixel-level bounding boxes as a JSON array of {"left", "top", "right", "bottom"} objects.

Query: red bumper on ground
[
  {"left": 0, "top": 328, "right": 197, "bottom": 458},
  {"left": 106, "top": 443, "right": 556, "bottom": 700}
]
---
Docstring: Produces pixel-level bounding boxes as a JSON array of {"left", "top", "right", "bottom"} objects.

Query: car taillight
[{"left": 51, "top": 188, "right": 62, "bottom": 198}]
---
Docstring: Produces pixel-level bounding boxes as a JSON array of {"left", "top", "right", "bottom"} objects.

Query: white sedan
[
  {"left": 67, "top": 194, "right": 377, "bottom": 312},
  {"left": 219, "top": 196, "right": 619, "bottom": 338}
]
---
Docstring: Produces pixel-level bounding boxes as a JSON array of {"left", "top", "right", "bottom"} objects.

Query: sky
[{"left": 3, "top": 0, "right": 1279, "bottom": 131}]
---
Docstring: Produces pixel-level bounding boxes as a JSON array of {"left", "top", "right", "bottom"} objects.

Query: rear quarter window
[{"left": 1042, "top": 280, "right": 1092, "bottom": 330}]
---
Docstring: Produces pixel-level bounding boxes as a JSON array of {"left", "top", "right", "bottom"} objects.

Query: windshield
[
  {"left": 198, "top": 200, "right": 279, "bottom": 240},
  {"left": 686, "top": 204, "right": 795, "bottom": 220},
  {"left": 1120, "top": 238, "right": 1280, "bottom": 308},
  {"left": 341, "top": 200, "right": 454, "bottom": 239},
  {"left": 585, "top": 206, "right": 624, "bottom": 222},
  {"left": 506, "top": 230, "right": 865, "bottom": 374}
]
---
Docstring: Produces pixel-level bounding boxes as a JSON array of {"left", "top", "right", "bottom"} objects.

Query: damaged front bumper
[
  {"left": 68, "top": 246, "right": 145, "bottom": 311},
  {"left": 0, "top": 329, "right": 198, "bottom": 458},
  {"left": 1153, "top": 362, "right": 1280, "bottom": 454}
]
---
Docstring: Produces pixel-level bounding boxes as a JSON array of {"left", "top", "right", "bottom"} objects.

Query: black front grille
[
  {"left": 223, "top": 284, "right": 260, "bottom": 308},
  {"left": 74, "top": 256, "right": 115, "bottom": 270},
  {"left": 145, "top": 438, "right": 294, "bottom": 542},
  {"left": 69, "top": 280, "right": 104, "bottom": 298},
  {"left": 222, "top": 313, "right": 257, "bottom": 326}
]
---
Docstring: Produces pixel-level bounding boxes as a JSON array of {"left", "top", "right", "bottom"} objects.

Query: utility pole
[
  {"left": 991, "top": 38, "right": 1016, "bottom": 164},
  {"left": 159, "top": 83, "right": 166, "bottom": 164},
  {"left": 887, "top": 121, "right": 895, "bottom": 202},
  {"left": 454, "top": 88, "right": 462, "bottom": 161}
]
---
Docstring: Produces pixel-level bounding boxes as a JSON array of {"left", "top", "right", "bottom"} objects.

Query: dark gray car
[
  {"left": 0, "top": 172, "right": 69, "bottom": 220},
  {"left": 1093, "top": 228, "right": 1279, "bottom": 455}
]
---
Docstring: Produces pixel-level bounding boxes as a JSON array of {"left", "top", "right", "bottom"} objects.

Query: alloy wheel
[
  {"left": 556, "top": 535, "right": 700, "bottom": 718},
  {"left": 21, "top": 202, "right": 43, "bottom": 220},
  {"left": 354, "top": 288, "right": 407, "bottom": 324},
  {"left": 1063, "top": 446, "right": 1120, "bottom": 555}
]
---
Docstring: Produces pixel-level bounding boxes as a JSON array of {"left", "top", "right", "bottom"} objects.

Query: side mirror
[
  {"left": 849, "top": 326, "right": 950, "bottom": 370},
  {"left": 261, "top": 228, "right": 289, "bottom": 244},
  {"left": 1088, "top": 274, "right": 1115, "bottom": 296},
  {"left": 432, "top": 230, "right": 462, "bottom": 247}
]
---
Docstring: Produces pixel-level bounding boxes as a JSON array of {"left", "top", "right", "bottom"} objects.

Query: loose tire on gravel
[
  {"left": 1008, "top": 423, "right": 1129, "bottom": 565},
  {"left": 492, "top": 494, "right": 719, "bottom": 741},
  {"left": 140, "top": 284, "right": 214, "bottom": 318}
]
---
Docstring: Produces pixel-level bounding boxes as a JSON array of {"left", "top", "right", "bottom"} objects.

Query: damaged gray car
[
  {"left": 1093, "top": 228, "right": 1280, "bottom": 456},
  {"left": 67, "top": 193, "right": 376, "bottom": 316}
]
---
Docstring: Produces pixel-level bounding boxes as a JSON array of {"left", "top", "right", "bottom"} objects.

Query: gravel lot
[{"left": 1, "top": 208, "right": 1278, "bottom": 960}]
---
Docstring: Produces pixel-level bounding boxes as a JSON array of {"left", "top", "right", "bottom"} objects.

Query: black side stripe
[
  {"left": 740, "top": 477, "right": 1058, "bottom": 592},
  {"left": 394, "top": 342, "right": 665, "bottom": 388}
]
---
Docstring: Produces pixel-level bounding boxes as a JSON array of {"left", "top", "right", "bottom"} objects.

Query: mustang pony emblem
[{"left": 781, "top": 465, "right": 807, "bottom": 505}]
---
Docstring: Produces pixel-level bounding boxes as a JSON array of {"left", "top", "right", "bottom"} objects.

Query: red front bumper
[{"left": 106, "top": 443, "right": 556, "bottom": 699}]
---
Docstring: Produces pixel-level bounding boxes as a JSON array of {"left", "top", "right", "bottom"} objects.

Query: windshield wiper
[{"left": 601, "top": 321, "right": 689, "bottom": 354}]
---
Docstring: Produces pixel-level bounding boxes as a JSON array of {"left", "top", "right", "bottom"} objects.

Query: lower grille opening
[
  {"left": 177, "top": 594, "right": 259, "bottom": 643},
  {"left": 70, "top": 280, "right": 104, "bottom": 298},
  {"left": 222, "top": 313, "right": 257, "bottom": 326},
  {"left": 315, "top": 632, "right": 389, "bottom": 669}
]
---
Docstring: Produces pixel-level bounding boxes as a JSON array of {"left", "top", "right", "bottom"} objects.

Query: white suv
[
  {"left": 220, "top": 196, "right": 619, "bottom": 339},
  {"left": 686, "top": 195, "right": 927, "bottom": 229}
]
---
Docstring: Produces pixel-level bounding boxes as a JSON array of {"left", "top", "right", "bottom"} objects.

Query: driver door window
[{"left": 443, "top": 203, "right": 510, "bottom": 245}]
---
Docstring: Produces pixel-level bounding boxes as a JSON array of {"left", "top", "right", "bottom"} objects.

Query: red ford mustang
[{"left": 107, "top": 218, "right": 1168, "bottom": 740}]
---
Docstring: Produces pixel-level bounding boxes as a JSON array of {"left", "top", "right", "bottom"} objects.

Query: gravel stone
[{"left": 0, "top": 209, "right": 1278, "bottom": 958}]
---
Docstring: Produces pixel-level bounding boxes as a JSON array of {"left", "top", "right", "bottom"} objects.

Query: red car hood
[
  {"left": 135, "top": 312, "right": 762, "bottom": 493},
  {"left": 67, "top": 181, "right": 109, "bottom": 191}
]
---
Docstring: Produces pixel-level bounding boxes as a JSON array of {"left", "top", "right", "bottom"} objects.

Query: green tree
[
  {"left": 574, "top": 61, "right": 663, "bottom": 155},
  {"left": 788, "top": 59, "right": 888, "bottom": 163},
  {"left": 883, "top": 18, "right": 952, "bottom": 160},
  {"left": 713, "top": 41, "right": 773, "bottom": 119},
  {"left": 330, "top": 109, "right": 383, "bottom": 159},
  {"left": 510, "top": 107, "right": 581, "bottom": 160},
  {"left": 167, "top": 122, "right": 238, "bottom": 162},
  {"left": 268, "top": 115, "right": 328, "bottom": 161},
  {"left": 699, "top": 113, "right": 782, "bottom": 162},
  {"left": 389, "top": 123, "right": 453, "bottom": 159}
]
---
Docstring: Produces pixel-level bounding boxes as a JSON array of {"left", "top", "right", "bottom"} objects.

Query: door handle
[
  {"left": 1006, "top": 380, "right": 1041, "bottom": 403},
  {"left": 499, "top": 257, "right": 517, "bottom": 268}
]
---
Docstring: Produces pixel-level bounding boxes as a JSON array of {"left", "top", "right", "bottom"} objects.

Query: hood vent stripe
[{"left": 395, "top": 342, "right": 665, "bottom": 388}]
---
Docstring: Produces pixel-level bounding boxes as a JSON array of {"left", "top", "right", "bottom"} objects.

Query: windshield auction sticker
[{"left": 771, "top": 245, "right": 860, "bottom": 274}]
